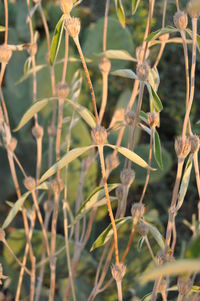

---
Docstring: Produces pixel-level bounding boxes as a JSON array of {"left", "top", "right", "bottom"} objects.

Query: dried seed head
[
  {"left": 23, "top": 177, "right": 36, "bottom": 191},
  {"left": 189, "top": 134, "right": 199, "bottom": 153},
  {"left": 51, "top": 178, "right": 64, "bottom": 194},
  {"left": 120, "top": 168, "right": 135, "bottom": 186},
  {"left": 147, "top": 112, "right": 160, "bottom": 128},
  {"left": 56, "top": 82, "right": 70, "bottom": 99},
  {"left": 106, "top": 154, "right": 119, "bottom": 171},
  {"left": 27, "top": 43, "right": 37, "bottom": 57},
  {"left": 187, "top": 1, "right": 200, "bottom": 18},
  {"left": 91, "top": 125, "right": 107, "bottom": 145},
  {"left": 0, "top": 45, "right": 12, "bottom": 64},
  {"left": 177, "top": 275, "right": 193, "bottom": 296},
  {"left": 64, "top": 17, "right": 81, "bottom": 39},
  {"left": 32, "top": 124, "right": 44, "bottom": 139},
  {"left": 0, "top": 229, "right": 6, "bottom": 242},
  {"left": 43, "top": 200, "right": 54, "bottom": 213},
  {"left": 125, "top": 111, "right": 135, "bottom": 126},
  {"left": 60, "top": 0, "right": 73, "bottom": 15},
  {"left": 99, "top": 57, "right": 111, "bottom": 74},
  {"left": 159, "top": 278, "right": 167, "bottom": 294},
  {"left": 136, "top": 46, "right": 149, "bottom": 64},
  {"left": 115, "top": 185, "right": 124, "bottom": 201},
  {"left": 173, "top": 11, "right": 188, "bottom": 30},
  {"left": 131, "top": 203, "right": 145, "bottom": 224},
  {"left": 159, "top": 33, "right": 169, "bottom": 42},
  {"left": 175, "top": 136, "right": 191, "bottom": 160},
  {"left": 138, "top": 221, "right": 149, "bottom": 236},
  {"left": 111, "top": 263, "right": 126, "bottom": 282},
  {"left": 48, "top": 124, "right": 56, "bottom": 137},
  {"left": 136, "top": 62, "right": 150, "bottom": 82}
]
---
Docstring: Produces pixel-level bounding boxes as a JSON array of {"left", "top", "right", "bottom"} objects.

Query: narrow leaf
[
  {"left": 40, "top": 146, "right": 94, "bottom": 183},
  {"left": 114, "top": 0, "right": 126, "bottom": 28},
  {"left": 107, "top": 144, "right": 156, "bottom": 170},
  {"left": 153, "top": 130, "right": 163, "bottom": 169},
  {"left": 50, "top": 15, "right": 65, "bottom": 65},
  {"left": 111, "top": 69, "right": 137, "bottom": 80},
  {"left": 101, "top": 50, "right": 136, "bottom": 62},
  {"left": 147, "top": 84, "right": 163, "bottom": 112},
  {"left": 145, "top": 221, "right": 165, "bottom": 250},
  {"left": 146, "top": 26, "right": 177, "bottom": 42},
  {"left": 16, "top": 64, "right": 46, "bottom": 85},
  {"left": 132, "top": 0, "right": 141, "bottom": 15}
]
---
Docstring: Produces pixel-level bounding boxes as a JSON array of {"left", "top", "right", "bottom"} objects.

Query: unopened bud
[
  {"left": 138, "top": 221, "right": 149, "bottom": 236},
  {"left": 131, "top": 203, "right": 145, "bottom": 223},
  {"left": 23, "top": 177, "right": 36, "bottom": 191},
  {"left": 0, "top": 45, "right": 12, "bottom": 64},
  {"left": 91, "top": 126, "right": 107, "bottom": 145},
  {"left": 175, "top": 136, "right": 191, "bottom": 160},
  {"left": 106, "top": 154, "right": 119, "bottom": 171},
  {"left": 64, "top": 17, "right": 81, "bottom": 39},
  {"left": 32, "top": 124, "right": 44, "bottom": 139},
  {"left": 99, "top": 57, "right": 111, "bottom": 74},
  {"left": 48, "top": 124, "right": 56, "bottom": 137},
  {"left": 0, "top": 229, "right": 6, "bottom": 242},
  {"left": 115, "top": 185, "right": 124, "bottom": 201},
  {"left": 120, "top": 168, "right": 135, "bottom": 186},
  {"left": 125, "top": 111, "right": 135, "bottom": 126},
  {"left": 147, "top": 112, "right": 160, "bottom": 128},
  {"left": 43, "top": 200, "right": 54, "bottom": 213},
  {"left": 111, "top": 263, "right": 126, "bottom": 282},
  {"left": 56, "top": 82, "right": 69, "bottom": 99},
  {"left": 136, "top": 62, "right": 150, "bottom": 82},
  {"left": 60, "top": 0, "right": 73, "bottom": 15},
  {"left": 173, "top": 11, "right": 188, "bottom": 30},
  {"left": 177, "top": 275, "right": 192, "bottom": 296},
  {"left": 189, "top": 134, "right": 199, "bottom": 153}
]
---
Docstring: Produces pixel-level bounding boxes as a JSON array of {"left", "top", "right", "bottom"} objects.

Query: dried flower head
[
  {"left": 147, "top": 112, "right": 160, "bottom": 128},
  {"left": 177, "top": 275, "right": 193, "bottom": 296},
  {"left": 159, "top": 33, "right": 169, "bottom": 42},
  {"left": 125, "top": 111, "right": 135, "bottom": 126},
  {"left": 173, "top": 11, "right": 188, "bottom": 30},
  {"left": 136, "top": 61, "right": 150, "bottom": 82},
  {"left": 111, "top": 263, "right": 126, "bottom": 282},
  {"left": 0, "top": 229, "right": 6, "bottom": 242},
  {"left": 115, "top": 185, "right": 124, "bottom": 201},
  {"left": 106, "top": 154, "right": 119, "bottom": 171},
  {"left": 43, "top": 200, "right": 54, "bottom": 213},
  {"left": 64, "top": 17, "right": 81, "bottom": 39},
  {"left": 48, "top": 124, "right": 56, "bottom": 137},
  {"left": 120, "top": 168, "right": 135, "bottom": 186},
  {"left": 27, "top": 43, "right": 37, "bottom": 57},
  {"left": 23, "top": 177, "right": 36, "bottom": 191},
  {"left": 91, "top": 125, "right": 107, "bottom": 145},
  {"left": 138, "top": 221, "right": 149, "bottom": 236},
  {"left": 51, "top": 178, "right": 64, "bottom": 194},
  {"left": 56, "top": 82, "right": 70, "bottom": 99},
  {"left": 32, "top": 124, "right": 44, "bottom": 139},
  {"left": 99, "top": 57, "right": 111, "bottom": 74},
  {"left": 131, "top": 203, "right": 145, "bottom": 224},
  {"left": 0, "top": 45, "right": 12, "bottom": 64},
  {"left": 60, "top": 0, "right": 73, "bottom": 15},
  {"left": 187, "top": 0, "right": 200, "bottom": 18},
  {"left": 175, "top": 136, "right": 191, "bottom": 160},
  {"left": 0, "top": 264, "right": 8, "bottom": 285},
  {"left": 136, "top": 46, "right": 149, "bottom": 64},
  {"left": 189, "top": 134, "right": 199, "bottom": 153}
]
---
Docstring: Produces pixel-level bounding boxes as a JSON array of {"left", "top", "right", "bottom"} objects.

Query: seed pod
[
  {"left": 189, "top": 134, "right": 199, "bottom": 153},
  {"left": 23, "top": 177, "right": 36, "bottom": 191},
  {"left": 120, "top": 168, "right": 135, "bottom": 186},
  {"left": 91, "top": 125, "right": 107, "bottom": 145},
  {"left": 173, "top": 11, "right": 188, "bottom": 30},
  {"left": 106, "top": 154, "right": 119, "bottom": 171},
  {"left": 125, "top": 111, "right": 135, "bottom": 126},
  {"left": 131, "top": 203, "right": 145, "bottom": 224},
  {"left": 60, "top": 0, "right": 73, "bottom": 15},
  {"left": 32, "top": 124, "right": 44, "bottom": 139},
  {"left": 43, "top": 200, "right": 54, "bottom": 213},
  {"left": 51, "top": 178, "right": 64, "bottom": 194},
  {"left": 111, "top": 263, "right": 126, "bottom": 282},
  {"left": 177, "top": 275, "right": 192, "bottom": 296},
  {"left": 56, "top": 82, "right": 70, "bottom": 99},
  {"left": 27, "top": 43, "right": 37, "bottom": 57},
  {"left": 48, "top": 124, "right": 56, "bottom": 137},
  {"left": 136, "top": 62, "right": 150, "bottom": 82},
  {"left": 147, "top": 112, "right": 160, "bottom": 128},
  {"left": 159, "top": 33, "right": 169, "bottom": 42},
  {"left": 187, "top": 1, "right": 200, "bottom": 18},
  {"left": 0, "top": 229, "right": 6, "bottom": 242},
  {"left": 64, "top": 17, "right": 81, "bottom": 39},
  {"left": 175, "top": 136, "right": 191, "bottom": 160},
  {"left": 99, "top": 57, "right": 111, "bottom": 74},
  {"left": 115, "top": 184, "right": 124, "bottom": 201},
  {"left": 138, "top": 221, "right": 149, "bottom": 236},
  {"left": 0, "top": 45, "right": 12, "bottom": 64},
  {"left": 136, "top": 46, "right": 149, "bottom": 64}
]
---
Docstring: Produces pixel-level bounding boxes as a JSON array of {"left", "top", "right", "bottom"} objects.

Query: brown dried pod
[
  {"left": 159, "top": 33, "right": 169, "bottom": 42},
  {"left": 56, "top": 82, "right": 70, "bottom": 99},
  {"left": 111, "top": 263, "right": 126, "bottom": 282},
  {"left": 0, "top": 229, "right": 6, "bottom": 242},
  {"left": 187, "top": 1, "right": 200, "bottom": 18},
  {"left": 43, "top": 200, "right": 54, "bottom": 213},
  {"left": 175, "top": 136, "right": 191, "bottom": 160},
  {"left": 64, "top": 17, "right": 81, "bottom": 39},
  {"left": 60, "top": 0, "right": 73, "bottom": 15},
  {"left": 173, "top": 11, "right": 188, "bottom": 30},
  {"left": 99, "top": 57, "right": 111, "bottom": 74},
  {"left": 23, "top": 177, "right": 36, "bottom": 191},
  {"left": 136, "top": 46, "right": 149, "bottom": 64},
  {"left": 115, "top": 184, "right": 124, "bottom": 202},
  {"left": 136, "top": 61, "right": 150, "bottom": 82},
  {"left": 125, "top": 111, "right": 135, "bottom": 126},
  {"left": 147, "top": 112, "right": 160, "bottom": 128},
  {"left": 120, "top": 168, "right": 135, "bottom": 186},
  {"left": 91, "top": 125, "right": 107, "bottom": 145},
  {"left": 189, "top": 134, "right": 199, "bottom": 153},
  {"left": 48, "top": 124, "right": 56, "bottom": 137},
  {"left": 32, "top": 124, "right": 44, "bottom": 139},
  {"left": 131, "top": 203, "right": 145, "bottom": 223},
  {"left": 0, "top": 45, "right": 12, "bottom": 64},
  {"left": 106, "top": 154, "right": 119, "bottom": 171},
  {"left": 177, "top": 275, "right": 193, "bottom": 296},
  {"left": 138, "top": 221, "right": 149, "bottom": 236}
]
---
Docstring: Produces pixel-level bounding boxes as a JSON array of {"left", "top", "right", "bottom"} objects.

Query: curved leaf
[
  {"left": 111, "top": 69, "right": 137, "bottom": 80},
  {"left": 132, "top": 0, "right": 141, "bottom": 15},
  {"left": 114, "top": 0, "right": 125, "bottom": 28},
  {"left": 146, "top": 26, "right": 177, "bottom": 42},
  {"left": 100, "top": 50, "right": 136, "bottom": 62},
  {"left": 147, "top": 84, "right": 163, "bottom": 112},
  {"left": 145, "top": 221, "right": 165, "bottom": 250},
  {"left": 50, "top": 15, "right": 65, "bottom": 65},
  {"left": 153, "top": 130, "right": 163, "bottom": 169}
]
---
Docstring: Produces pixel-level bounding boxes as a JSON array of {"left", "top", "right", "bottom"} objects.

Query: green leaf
[
  {"left": 176, "top": 155, "right": 193, "bottom": 211},
  {"left": 75, "top": 184, "right": 119, "bottom": 222},
  {"left": 107, "top": 144, "right": 156, "bottom": 170},
  {"left": 90, "top": 217, "right": 132, "bottom": 251},
  {"left": 114, "top": 0, "right": 126, "bottom": 28},
  {"left": 111, "top": 69, "right": 137, "bottom": 80},
  {"left": 40, "top": 146, "right": 94, "bottom": 183},
  {"left": 141, "top": 259, "right": 200, "bottom": 283},
  {"left": 153, "top": 130, "right": 163, "bottom": 169},
  {"left": 100, "top": 50, "right": 136, "bottom": 62},
  {"left": 147, "top": 84, "right": 163, "bottom": 112},
  {"left": 145, "top": 221, "right": 165, "bottom": 250},
  {"left": 50, "top": 15, "right": 65, "bottom": 66},
  {"left": 0, "top": 26, "right": 6, "bottom": 32},
  {"left": 16, "top": 64, "right": 46, "bottom": 85},
  {"left": 132, "top": 0, "right": 141, "bottom": 15},
  {"left": 145, "top": 26, "right": 177, "bottom": 42},
  {"left": 139, "top": 111, "right": 148, "bottom": 123},
  {"left": 23, "top": 57, "right": 32, "bottom": 76}
]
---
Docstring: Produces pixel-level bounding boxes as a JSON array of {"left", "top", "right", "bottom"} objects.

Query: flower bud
[
  {"left": 138, "top": 221, "right": 149, "bottom": 236},
  {"left": 60, "top": 0, "right": 73, "bottom": 15},
  {"left": 189, "top": 134, "right": 199, "bottom": 153},
  {"left": 125, "top": 111, "right": 135, "bottom": 126},
  {"left": 91, "top": 126, "right": 107, "bottom": 145},
  {"left": 115, "top": 185, "right": 124, "bottom": 201},
  {"left": 32, "top": 124, "right": 44, "bottom": 139},
  {"left": 175, "top": 136, "right": 191, "bottom": 160},
  {"left": 173, "top": 11, "right": 188, "bottom": 30},
  {"left": 0, "top": 45, "right": 12, "bottom": 64},
  {"left": 131, "top": 203, "right": 145, "bottom": 224},
  {"left": 23, "top": 177, "right": 36, "bottom": 191},
  {"left": 111, "top": 263, "right": 126, "bottom": 282},
  {"left": 136, "top": 62, "right": 150, "bottom": 82},
  {"left": 147, "top": 112, "right": 160, "bottom": 128},
  {"left": 99, "top": 57, "right": 111, "bottom": 74},
  {"left": 120, "top": 168, "right": 135, "bottom": 186},
  {"left": 64, "top": 17, "right": 81, "bottom": 39},
  {"left": 106, "top": 154, "right": 119, "bottom": 171},
  {"left": 0, "top": 229, "right": 6, "bottom": 242},
  {"left": 56, "top": 82, "right": 70, "bottom": 99},
  {"left": 177, "top": 275, "right": 192, "bottom": 296}
]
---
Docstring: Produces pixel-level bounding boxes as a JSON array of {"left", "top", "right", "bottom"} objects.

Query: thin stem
[
  {"left": 121, "top": 226, "right": 135, "bottom": 262},
  {"left": 3, "top": 0, "right": 8, "bottom": 45},
  {"left": 99, "top": 72, "right": 109, "bottom": 124},
  {"left": 145, "top": 236, "right": 156, "bottom": 263},
  {"left": 116, "top": 281, "right": 123, "bottom": 301},
  {"left": 103, "top": 0, "right": 110, "bottom": 52},
  {"left": 62, "top": 32, "right": 69, "bottom": 84},
  {"left": 162, "top": 0, "right": 167, "bottom": 28}
]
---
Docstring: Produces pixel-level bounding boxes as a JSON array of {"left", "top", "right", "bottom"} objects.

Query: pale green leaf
[
  {"left": 114, "top": 0, "right": 126, "bottom": 28},
  {"left": 153, "top": 130, "right": 163, "bottom": 169},
  {"left": 145, "top": 221, "right": 165, "bottom": 250},
  {"left": 40, "top": 146, "right": 94, "bottom": 183},
  {"left": 50, "top": 15, "right": 65, "bottom": 65},
  {"left": 0, "top": 26, "right": 5, "bottom": 32},
  {"left": 101, "top": 49, "right": 136, "bottom": 61},
  {"left": 146, "top": 26, "right": 177, "bottom": 42},
  {"left": 16, "top": 64, "right": 46, "bottom": 85},
  {"left": 132, "top": 0, "right": 141, "bottom": 15},
  {"left": 147, "top": 84, "right": 163, "bottom": 112},
  {"left": 111, "top": 69, "right": 137, "bottom": 80}
]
